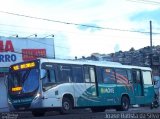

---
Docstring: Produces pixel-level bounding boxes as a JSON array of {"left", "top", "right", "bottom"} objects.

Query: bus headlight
[
  {"left": 8, "top": 98, "right": 11, "bottom": 104},
  {"left": 34, "top": 93, "right": 41, "bottom": 100}
]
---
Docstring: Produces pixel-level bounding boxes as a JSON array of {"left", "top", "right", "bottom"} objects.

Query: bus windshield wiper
[{"left": 22, "top": 69, "right": 31, "bottom": 83}]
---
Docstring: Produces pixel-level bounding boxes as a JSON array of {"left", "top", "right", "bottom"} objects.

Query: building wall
[{"left": 0, "top": 74, "right": 9, "bottom": 112}]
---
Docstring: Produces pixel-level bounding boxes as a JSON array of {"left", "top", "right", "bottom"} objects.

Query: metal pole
[
  {"left": 53, "top": 35, "right": 55, "bottom": 59},
  {"left": 150, "top": 21, "right": 152, "bottom": 49},
  {"left": 150, "top": 21, "right": 152, "bottom": 67}
]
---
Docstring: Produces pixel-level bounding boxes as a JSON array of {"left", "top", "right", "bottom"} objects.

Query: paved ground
[{"left": 1, "top": 106, "right": 159, "bottom": 119}]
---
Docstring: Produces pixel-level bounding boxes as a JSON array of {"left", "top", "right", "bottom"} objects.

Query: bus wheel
[
  {"left": 117, "top": 96, "right": 130, "bottom": 111},
  {"left": 60, "top": 97, "right": 73, "bottom": 114},
  {"left": 32, "top": 110, "right": 45, "bottom": 117}
]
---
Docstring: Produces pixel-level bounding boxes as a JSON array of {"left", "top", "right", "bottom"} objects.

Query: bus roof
[{"left": 40, "top": 58, "right": 151, "bottom": 71}]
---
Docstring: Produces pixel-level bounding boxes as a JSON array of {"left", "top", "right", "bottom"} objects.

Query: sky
[{"left": 0, "top": 0, "right": 160, "bottom": 59}]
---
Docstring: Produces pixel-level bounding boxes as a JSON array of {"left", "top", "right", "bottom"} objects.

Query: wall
[{"left": 0, "top": 74, "right": 9, "bottom": 112}]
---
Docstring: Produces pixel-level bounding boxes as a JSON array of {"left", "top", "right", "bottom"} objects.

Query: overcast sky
[{"left": 0, "top": 0, "right": 160, "bottom": 59}]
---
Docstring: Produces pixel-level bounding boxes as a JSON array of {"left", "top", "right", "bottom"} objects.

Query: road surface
[{"left": 1, "top": 106, "right": 160, "bottom": 119}]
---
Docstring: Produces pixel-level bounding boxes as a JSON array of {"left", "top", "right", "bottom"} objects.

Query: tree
[{"left": 129, "top": 47, "right": 135, "bottom": 52}]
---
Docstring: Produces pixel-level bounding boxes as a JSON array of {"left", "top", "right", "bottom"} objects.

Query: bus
[{"left": 7, "top": 58, "right": 155, "bottom": 116}]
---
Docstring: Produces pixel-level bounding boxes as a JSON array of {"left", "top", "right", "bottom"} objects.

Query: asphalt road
[{"left": 1, "top": 106, "right": 160, "bottom": 119}]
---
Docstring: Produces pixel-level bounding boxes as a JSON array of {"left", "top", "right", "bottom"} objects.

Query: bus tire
[
  {"left": 60, "top": 97, "right": 73, "bottom": 114},
  {"left": 117, "top": 96, "right": 130, "bottom": 111},
  {"left": 150, "top": 103, "right": 154, "bottom": 109},
  {"left": 32, "top": 110, "right": 45, "bottom": 117}
]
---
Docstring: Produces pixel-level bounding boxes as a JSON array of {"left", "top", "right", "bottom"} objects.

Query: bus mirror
[
  {"left": 41, "top": 69, "right": 47, "bottom": 79},
  {"left": 153, "top": 81, "right": 155, "bottom": 85},
  {"left": 153, "top": 80, "right": 158, "bottom": 85}
]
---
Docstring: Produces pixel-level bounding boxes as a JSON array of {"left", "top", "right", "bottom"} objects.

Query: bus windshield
[{"left": 8, "top": 68, "right": 39, "bottom": 94}]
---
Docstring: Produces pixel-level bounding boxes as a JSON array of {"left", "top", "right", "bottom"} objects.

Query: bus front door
[
  {"left": 132, "top": 69, "right": 144, "bottom": 104},
  {"left": 84, "top": 66, "right": 98, "bottom": 106}
]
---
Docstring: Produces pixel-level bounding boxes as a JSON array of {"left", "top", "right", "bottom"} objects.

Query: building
[
  {"left": 86, "top": 45, "right": 160, "bottom": 87},
  {"left": 0, "top": 36, "right": 54, "bottom": 112}
]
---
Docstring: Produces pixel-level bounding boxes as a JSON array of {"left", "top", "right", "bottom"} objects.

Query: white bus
[{"left": 7, "top": 58, "right": 155, "bottom": 116}]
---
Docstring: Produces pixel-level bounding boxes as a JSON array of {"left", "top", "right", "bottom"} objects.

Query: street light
[
  {"left": 150, "top": 21, "right": 153, "bottom": 68},
  {"left": 25, "top": 34, "right": 37, "bottom": 38},
  {"left": 43, "top": 34, "right": 55, "bottom": 59},
  {"left": 9, "top": 34, "right": 18, "bottom": 38}
]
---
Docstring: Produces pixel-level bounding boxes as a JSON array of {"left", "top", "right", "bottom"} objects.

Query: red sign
[
  {"left": 0, "top": 40, "right": 14, "bottom": 52},
  {"left": 22, "top": 49, "right": 46, "bottom": 61}
]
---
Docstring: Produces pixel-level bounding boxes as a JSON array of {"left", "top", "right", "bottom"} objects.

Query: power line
[
  {"left": 141, "top": 0, "right": 160, "bottom": 4},
  {"left": 1, "top": 23, "right": 160, "bottom": 36},
  {"left": 0, "top": 12, "right": 160, "bottom": 35},
  {"left": 0, "top": 45, "right": 70, "bottom": 59},
  {"left": 126, "top": 0, "right": 160, "bottom": 5},
  {"left": 0, "top": 33, "right": 69, "bottom": 49},
  {"left": 0, "top": 10, "right": 158, "bottom": 34},
  {"left": 0, "top": 28, "right": 160, "bottom": 48}
]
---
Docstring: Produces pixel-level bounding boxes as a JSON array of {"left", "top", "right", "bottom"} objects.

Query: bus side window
[
  {"left": 115, "top": 68, "right": 128, "bottom": 84},
  {"left": 84, "top": 67, "right": 90, "bottom": 83},
  {"left": 84, "top": 66, "right": 96, "bottom": 83},
  {"left": 59, "top": 65, "right": 72, "bottom": 83},
  {"left": 132, "top": 71, "right": 136, "bottom": 83},
  {"left": 127, "top": 70, "right": 133, "bottom": 83},
  {"left": 72, "top": 66, "right": 84, "bottom": 83},
  {"left": 96, "top": 67, "right": 103, "bottom": 83},
  {"left": 132, "top": 70, "right": 141, "bottom": 84},
  {"left": 90, "top": 67, "right": 96, "bottom": 83},
  {"left": 136, "top": 71, "right": 141, "bottom": 83},
  {"left": 142, "top": 71, "right": 152, "bottom": 85},
  {"left": 103, "top": 68, "right": 116, "bottom": 84},
  {"left": 49, "top": 69, "right": 56, "bottom": 83},
  {"left": 42, "top": 69, "right": 56, "bottom": 84}
]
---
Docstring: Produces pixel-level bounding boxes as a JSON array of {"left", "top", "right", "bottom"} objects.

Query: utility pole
[
  {"left": 150, "top": 21, "right": 152, "bottom": 49},
  {"left": 150, "top": 20, "right": 153, "bottom": 67},
  {"left": 53, "top": 35, "right": 55, "bottom": 59}
]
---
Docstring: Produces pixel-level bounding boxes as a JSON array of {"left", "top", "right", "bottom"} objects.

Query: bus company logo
[
  {"left": 101, "top": 88, "right": 114, "bottom": 94},
  {"left": 12, "top": 99, "right": 21, "bottom": 104},
  {"left": 12, "top": 98, "right": 32, "bottom": 104}
]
